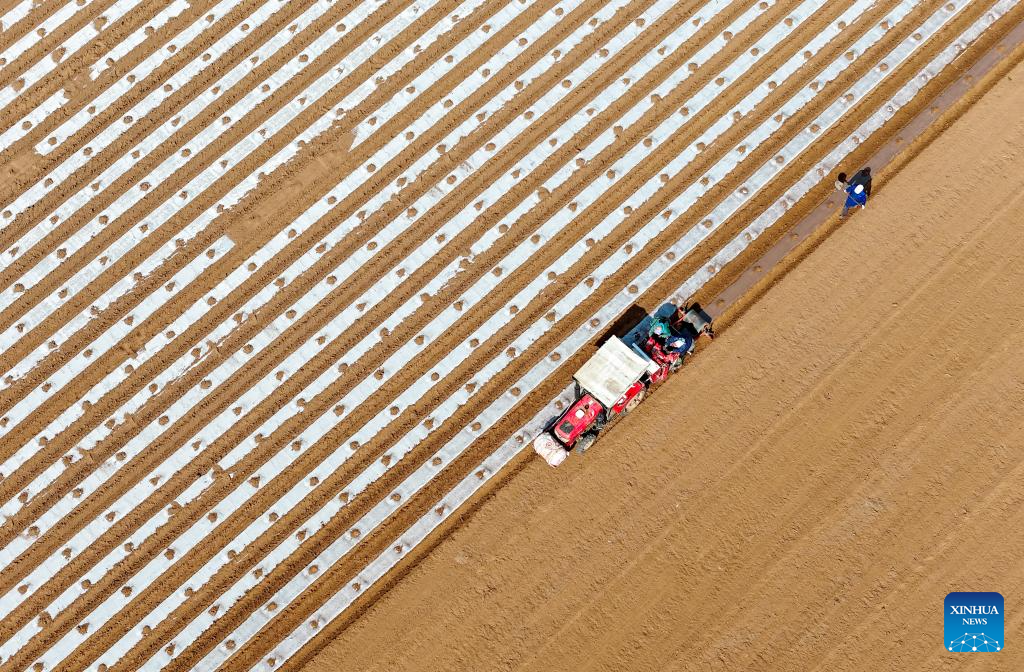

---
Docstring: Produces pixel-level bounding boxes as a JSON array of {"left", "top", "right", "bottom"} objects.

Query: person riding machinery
[{"left": 644, "top": 304, "right": 714, "bottom": 371}]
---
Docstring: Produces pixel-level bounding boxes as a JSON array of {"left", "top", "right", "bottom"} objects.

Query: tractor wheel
[
  {"left": 623, "top": 387, "right": 646, "bottom": 413},
  {"left": 574, "top": 433, "right": 597, "bottom": 454}
]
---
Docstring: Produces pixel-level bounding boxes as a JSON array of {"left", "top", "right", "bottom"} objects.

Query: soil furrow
[
  {"left": 0, "top": 1, "right": 64, "bottom": 54},
  {"left": 125, "top": 2, "right": 1024, "bottom": 670},
  {"left": 0, "top": 0, "right": 347, "bottom": 328},
  {"left": 0, "top": 0, "right": 561, "bottom": 483},
  {"left": 97, "top": 1, "right": 756, "bottom": 664},
  {"left": 271, "top": 40, "right": 1024, "bottom": 671},
  {"left": 0, "top": 0, "right": 663, "bottom": 659},
  {"left": 0, "top": 0, "right": 507, "bottom": 407},
  {"left": 2, "top": 0, "right": 831, "bottom": 651},
  {"left": 0, "top": 0, "right": 929, "bottom": 618},
  {"left": 0, "top": 0, "right": 269, "bottom": 216},
  {"left": 0, "top": 0, "right": 620, "bottom": 553},
  {"left": 0, "top": 0, "right": 514, "bottom": 537},
  {"left": 664, "top": 0, "right": 1002, "bottom": 312},
  {"left": 262, "top": 0, "right": 859, "bottom": 500},
  {"left": 0, "top": 0, "right": 456, "bottom": 425},
  {"left": 0, "top": 0, "right": 289, "bottom": 213},
  {"left": 0, "top": 0, "right": 338, "bottom": 290}
]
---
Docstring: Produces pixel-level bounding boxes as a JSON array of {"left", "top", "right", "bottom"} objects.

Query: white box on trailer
[{"left": 572, "top": 337, "right": 650, "bottom": 408}]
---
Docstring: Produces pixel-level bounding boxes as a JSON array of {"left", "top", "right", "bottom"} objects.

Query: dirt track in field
[
  {"left": 303, "top": 53, "right": 1024, "bottom": 672},
  {"left": 0, "top": 0, "right": 1022, "bottom": 670}
]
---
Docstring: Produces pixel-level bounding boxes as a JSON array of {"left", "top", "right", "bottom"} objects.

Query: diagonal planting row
[
  {"left": 0, "top": 0, "right": 99, "bottom": 78},
  {"left": 0, "top": 2, "right": 688, "bottom": 618},
  {"left": 0, "top": 0, "right": 35, "bottom": 34},
  {"left": 64, "top": 0, "right": 892, "bottom": 667},
  {"left": 0, "top": 0, "right": 407, "bottom": 322},
  {"left": 0, "top": 0, "right": 266, "bottom": 167},
  {"left": 0, "top": 0, "right": 593, "bottom": 430},
  {"left": 0, "top": 0, "right": 496, "bottom": 418},
  {"left": 2, "top": 0, "right": 897, "bottom": 659},
  {"left": 87, "top": 4, "right": 832, "bottom": 670},
  {"left": 0, "top": 0, "right": 150, "bottom": 120},
  {"left": 0, "top": 0, "right": 351, "bottom": 279},
  {"left": 0, "top": 0, "right": 524, "bottom": 473}
]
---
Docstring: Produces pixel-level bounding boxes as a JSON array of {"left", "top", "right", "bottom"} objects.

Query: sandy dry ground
[
  {"left": 1, "top": 0, "right": 1023, "bottom": 670},
  {"left": 304, "top": 52, "right": 1024, "bottom": 672}
]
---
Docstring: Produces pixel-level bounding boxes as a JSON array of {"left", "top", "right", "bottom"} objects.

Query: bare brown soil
[
  {"left": 0, "top": 0, "right": 1022, "bottom": 670},
  {"left": 303, "top": 53, "right": 1024, "bottom": 672}
]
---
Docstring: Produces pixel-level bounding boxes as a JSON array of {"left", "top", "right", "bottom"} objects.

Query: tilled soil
[
  {"left": 0, "top": 0, "right": 1021, "bottom": 670},
  {"left": 302, "top": 52, "right": 1024, "bottom": 672}
]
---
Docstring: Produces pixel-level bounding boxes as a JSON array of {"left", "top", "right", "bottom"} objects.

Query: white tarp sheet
[{"left": 572, "top": 337, "right": 649, "bottom": 408}]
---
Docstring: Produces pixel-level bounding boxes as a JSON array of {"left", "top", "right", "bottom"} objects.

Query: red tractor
[{"left": 533, "top": 303, "right": 713, "bottom": 467}]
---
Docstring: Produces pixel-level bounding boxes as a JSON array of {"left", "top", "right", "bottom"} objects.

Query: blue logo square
[{"left": 945, "top": 592, "right": 1003, "bottom": 652}]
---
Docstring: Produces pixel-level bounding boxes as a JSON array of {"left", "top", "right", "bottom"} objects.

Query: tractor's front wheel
[{"left": 574, "top": 433, "right": 597, "bottom": 454}]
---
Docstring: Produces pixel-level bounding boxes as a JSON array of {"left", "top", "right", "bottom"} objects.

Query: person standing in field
[
  {"left": 842, "top": 182, "right": 867, "bottom": 217},
  {"left": 834, "top": 171, "right": 848, "bottom": 191},
  {"left": 848, "top": 166, "right": 872, "bottom": 196}
]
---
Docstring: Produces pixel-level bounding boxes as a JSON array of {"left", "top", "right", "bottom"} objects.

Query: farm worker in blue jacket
[
  {"left": 842, "top": 183, "right": 867, "bottom": 217},
  {"left": 848, "top": 166, "right": 872, "bottom": 196}
]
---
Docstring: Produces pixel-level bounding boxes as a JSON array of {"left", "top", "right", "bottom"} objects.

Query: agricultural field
[
  {"left": 302, "top": 57, "right": 1024, "bottom": 670},
  {"left": 0, "top": 0, "right": 1021, "bottom": 670}
]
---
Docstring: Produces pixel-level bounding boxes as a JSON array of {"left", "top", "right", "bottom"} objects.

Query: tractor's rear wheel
[
  {"left": 623, "top": 387, "right": 646, "bottom": 413},
  {"left": 574, "top": 433, "right": 597, "bottom": 454}
]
